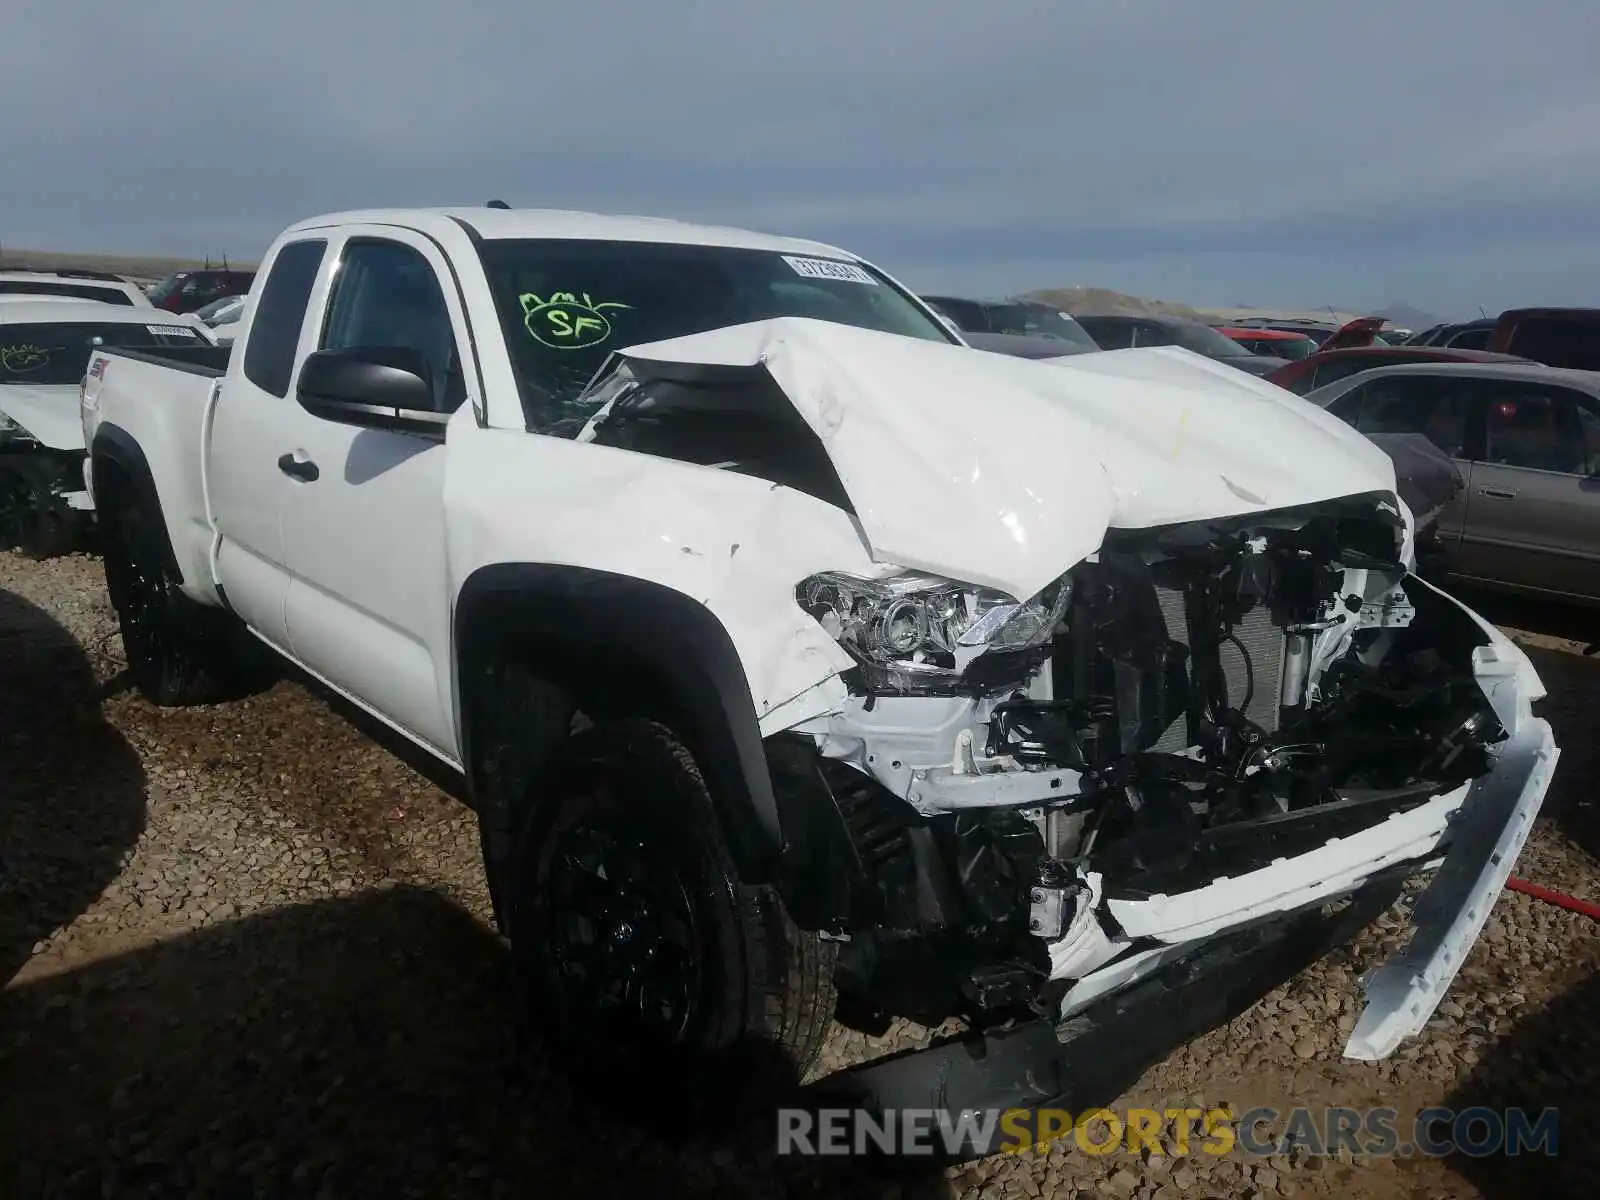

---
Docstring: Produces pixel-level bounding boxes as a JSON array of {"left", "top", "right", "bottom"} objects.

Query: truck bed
[{"left": 82, "top": 343, "right": 235, "bottom": 600}]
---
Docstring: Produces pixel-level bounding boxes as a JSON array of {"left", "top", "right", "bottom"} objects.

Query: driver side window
[{"left": 321, "top": 239, "right": 465, "bottom": 413}]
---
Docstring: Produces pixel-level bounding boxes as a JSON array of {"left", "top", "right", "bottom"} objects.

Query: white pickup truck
[{"left": 78, "top": 205, "right": 1557, "bottom": 1134}]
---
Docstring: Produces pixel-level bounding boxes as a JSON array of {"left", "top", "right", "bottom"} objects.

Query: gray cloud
[{"left": 4, "top": 0, "right": 1596, "bottom": 315}]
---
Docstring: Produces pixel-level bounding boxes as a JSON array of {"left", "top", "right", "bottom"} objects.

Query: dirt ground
[{"left": 2, "top": 549, "right": 1597, "bottom": 1199}]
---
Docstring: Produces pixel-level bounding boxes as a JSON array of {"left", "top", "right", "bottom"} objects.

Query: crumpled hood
[
  {"left": 598, "top": 318, "right": 1398, "bottom": 599},
  {"left": 0, "top": 383, "right": 84, "bottom": 450}
]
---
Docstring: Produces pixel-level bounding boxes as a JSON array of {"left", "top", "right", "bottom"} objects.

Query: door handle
[
  {"left": 277, "top": 452, "right": 320, "bottom": 482},
  {"left": 1477, "top": 486, "right": 1517, "bottom": 500}
]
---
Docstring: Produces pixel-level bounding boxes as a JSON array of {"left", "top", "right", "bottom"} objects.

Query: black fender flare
[
  {"left": 454, "top": 563, "right": 786, "bottom": 888},
  {"left": 90, "top": 423, "right": 182, "bottom": 580}
]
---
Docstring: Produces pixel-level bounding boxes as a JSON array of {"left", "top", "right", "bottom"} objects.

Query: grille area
[{"left": 1151, "top": 584, "right": 1286, "bottom": 752}]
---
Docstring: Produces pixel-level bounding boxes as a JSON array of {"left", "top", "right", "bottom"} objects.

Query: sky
[{"left": 4, "top": 0, "right": 1597, "bottom": 320}]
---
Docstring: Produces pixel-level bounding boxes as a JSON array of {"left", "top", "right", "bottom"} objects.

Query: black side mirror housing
[{"left": 296, "top": 346, "right": 449, "bottom": 436}]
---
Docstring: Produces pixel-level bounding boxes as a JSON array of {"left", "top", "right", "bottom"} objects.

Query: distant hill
[
  {"left": 1370, "top": 301, "right": 1442, "bottom": 330},
  {"left": 0, "top": 247, "right": 255, "bottom": 287},
  {"left": 1022, "top": 286, "right": 1206, "bottom": 320}
]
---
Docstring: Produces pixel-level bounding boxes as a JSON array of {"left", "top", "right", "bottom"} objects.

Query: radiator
[{"left": 1152, "top": 585, "right": 1285, "bottom": 752}]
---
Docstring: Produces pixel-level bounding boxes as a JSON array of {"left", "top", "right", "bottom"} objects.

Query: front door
[{"left": 276, "top": 229, "right": 482, "bottom": 762}]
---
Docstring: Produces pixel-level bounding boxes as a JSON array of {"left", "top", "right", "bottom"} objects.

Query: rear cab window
[{"left": 241, "top": 240, "right": 328, "bottom": 397}]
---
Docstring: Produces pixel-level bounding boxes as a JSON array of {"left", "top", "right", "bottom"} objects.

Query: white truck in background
[
  {"left": 0, "top": 298, "right": 215, "bottom": 556},
  {"left": 77, "top": 204, "right": 1556, "bottom": 1147}
]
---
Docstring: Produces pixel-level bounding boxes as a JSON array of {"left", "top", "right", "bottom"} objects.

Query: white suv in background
[{"left": 0, "top": 268, "right": 154, "bottom": 309}]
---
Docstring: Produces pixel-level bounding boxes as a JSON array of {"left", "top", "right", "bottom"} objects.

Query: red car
[
  {"left": 1213, "top": 326, "right": 1318, "bottom": 360},
  {"left": 146, "top": 266, "right": 256, "bottom": 315},
  {"left": 1265, "top": 344, "right": 1530, "bottom": 395}
]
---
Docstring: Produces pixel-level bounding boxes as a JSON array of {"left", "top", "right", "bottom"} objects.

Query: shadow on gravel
[
  {"left": 0, "top": 586, "right": 146, "bottom": 987},
  {"left": 0, "top": 885, "right": 952, "bottom": 1200},
  {"left": 1436, "top": 965, "right": 1600, "bottom": 1198},
  {"left": 1446, "top": 585, "right": 1600, "bottom": 863}
]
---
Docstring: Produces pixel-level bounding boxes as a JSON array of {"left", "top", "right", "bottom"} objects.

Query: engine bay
[{"left": 781, "top": 495, "right": 1510, "bottom": 1030}]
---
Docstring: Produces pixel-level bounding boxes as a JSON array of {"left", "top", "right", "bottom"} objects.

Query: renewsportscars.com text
[{"left": 776, "top": 1105, "right": 1560, "bottom": 1159}]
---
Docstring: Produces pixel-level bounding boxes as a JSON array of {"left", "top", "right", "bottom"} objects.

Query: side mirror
[{"left": 296, "top": 346, "right": 449, "bottom": 436}]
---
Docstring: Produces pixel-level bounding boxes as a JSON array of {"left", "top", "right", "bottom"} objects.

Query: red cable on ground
[{"left": 1506, "top": 876, "right": 1600, "bottom": 922}]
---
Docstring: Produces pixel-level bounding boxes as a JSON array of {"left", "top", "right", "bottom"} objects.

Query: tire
[
  {"left": 102, "top": 499, "right": 273, "bottom": 705},
  {"left": 508, "top": 719, "right": 836, "bottom": 1124}
]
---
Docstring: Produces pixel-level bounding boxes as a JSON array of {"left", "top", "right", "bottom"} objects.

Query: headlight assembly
[{"left": 797, "top": 569, "right": 1071, "bottom": 695}]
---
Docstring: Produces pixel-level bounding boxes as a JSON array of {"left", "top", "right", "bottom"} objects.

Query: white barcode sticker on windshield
[
  {"left": 146, "top": 324, "right": 198, "bottom": 337},
  {"left": 782, "top": 256, "right": 878, "bottom": 285}
]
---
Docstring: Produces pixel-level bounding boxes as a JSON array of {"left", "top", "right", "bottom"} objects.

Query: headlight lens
[{"left": 797, "top": 570, "right": 1071, "bottom": 694}]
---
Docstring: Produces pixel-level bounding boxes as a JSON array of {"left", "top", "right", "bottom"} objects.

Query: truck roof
[
  {"left": 284, "top": 206, "right": 864, "bottom": 261},
  {"left": 0, "top": 298, "right": 184, "bottom": 325}
]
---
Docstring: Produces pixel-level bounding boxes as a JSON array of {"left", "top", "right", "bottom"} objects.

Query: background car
[
  {"left": 1402, "top": 317, "right": 1498, "bottom": 349},
  {"left": 192, "top": 293, "right": 249, "bottom": 346},
  {"left": 1073, "top": 312, "right": 1288, "bottom": 376},
  {"left": 962, "top": 330, "right": 1098, "bottom": 359},
  {"left": 920, "top": 294, "right": 1102, "bottom": 353},
  {"left": 1, "top": 298, "right": 216, "bottom": 556},
  {"left": 1306, "top": 360, "right": 1600, "bottom": 603},
  {"left": 1213, "top": 325, "right": 1317, "bottom": 359},
  {"left": 1488, "top": 307, "right": 1600, "bottom": 371},
  {"left": 1223, "top": 317, "right": 1343, "bottom": 346},
  {"left": 146, "top": 266, "right": 257, "bottom": 314},
  {"left": 0, "top": 268, "right": 152, "bottom": 308},
  {"left": 1266, "top": 344, "right": 1529, "bottom": 395}
]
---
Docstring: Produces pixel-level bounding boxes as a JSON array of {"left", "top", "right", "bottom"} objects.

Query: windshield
[
  {"left": 1169, "top": 323, "right": 1253, "bottom": 357},
  {"left": 0, "top": 320, "right": 203, "bottom": 385},
  {"left": 982, "top": 303, "right": 1098, "bottom": 347},
  {"left": 475, "top": 238, "right": 956, "bottom": 429},
  {"left": 1239, "top": 334, "right": 1314, "bottom": 360}
]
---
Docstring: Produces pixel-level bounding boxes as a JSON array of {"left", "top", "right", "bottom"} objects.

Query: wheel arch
[
  {"left": 454, "top": 563, "right": 788, "bottom": 912},
  {"left": 90, "top": 423, "right": 181, "bottom": 578}
]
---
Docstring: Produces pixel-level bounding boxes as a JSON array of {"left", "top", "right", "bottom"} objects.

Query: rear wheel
[
  {"left": 102, "top": 498, "right": 274, "bottom": 705},
  {"left": 508, "top": 719, "right": 835, "bottom": 1123}
]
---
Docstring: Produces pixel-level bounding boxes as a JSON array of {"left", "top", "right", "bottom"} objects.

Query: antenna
[
  {"left": 486, "top": 199, "right": 511, "bottom": 210},
  {"left": 1479, "top": 305, "right": 1488, "bottom": 319}
]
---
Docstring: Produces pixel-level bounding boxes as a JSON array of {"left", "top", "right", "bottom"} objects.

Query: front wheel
[{"left": 508, "top": 719, "right": 836, "bottom": 1123}]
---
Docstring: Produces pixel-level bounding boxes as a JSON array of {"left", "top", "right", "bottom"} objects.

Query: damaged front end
[{"left": 774, "top": 489, "right": 1556, "bottom": 1062}]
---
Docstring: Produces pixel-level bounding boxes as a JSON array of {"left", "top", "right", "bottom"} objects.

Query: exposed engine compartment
[{"left": 778, "top": 495, "right": 1508, "bottom": 1032}]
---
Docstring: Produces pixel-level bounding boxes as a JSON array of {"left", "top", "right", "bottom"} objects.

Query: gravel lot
[{"left": 2, "top": 549, "right": 1597, "bottom": 1199}]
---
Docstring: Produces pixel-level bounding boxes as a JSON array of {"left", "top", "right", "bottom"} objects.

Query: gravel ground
[{"left": 2, "top": 549, "right": 1597, "bottom": 1199}]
